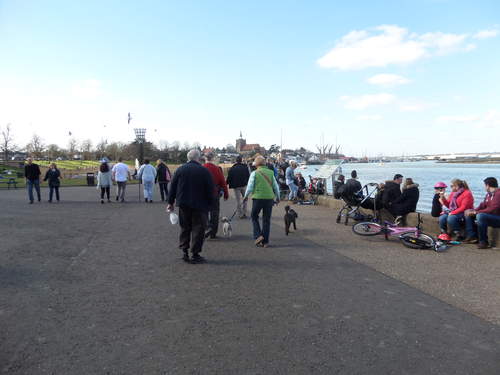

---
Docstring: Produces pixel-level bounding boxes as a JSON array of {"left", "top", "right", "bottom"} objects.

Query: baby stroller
[{"left": 336, "top": 183, "right": 380, "bottom": 225}]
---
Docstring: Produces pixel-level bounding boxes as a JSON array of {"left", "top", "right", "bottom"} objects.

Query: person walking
[
  {"left": 167, "top": 149, "right": 215, "bottom": 263},
  {"left": 43, "top": 163, "right": 61, "bottom": 203},
  {"left": 96, "top": 160, "right": 113, "bottom": 204},
  {"left": 285, "top": 161, "right": 298, "bottom": 201},
  {"left": 244, "top": 155, "right": 280, "bottom": 248},
  {"left": 156, "top": 159, "right": 172, "bottom": 202},
  {"left": 226, "top": 155, "right": 250, "bottom": 218},
  {"left": 111, "top": 157, "right": 131, "bottom": 202},
  {"left": 203, "top": 153, "right": 229, "bottom": 239},
  {"left": 24, "top": 157, "right": 41, "bottom": 204},
  {"left": 138, "top": 159, "right": 157, "bottom": 203}
]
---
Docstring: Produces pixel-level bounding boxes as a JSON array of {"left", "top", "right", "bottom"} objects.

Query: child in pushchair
[{"left": 336, "top": 183, "right": 380, "bottom": 225}]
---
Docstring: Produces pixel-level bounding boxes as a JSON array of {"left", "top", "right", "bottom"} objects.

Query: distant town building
[{"left": 235, "top": 131, "right": 266, "bottom": 155}]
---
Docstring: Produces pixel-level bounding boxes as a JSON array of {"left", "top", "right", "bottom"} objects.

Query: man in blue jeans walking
[
  {"left": 464, "top": 177, "right": 500, "bottom": 249},
  {"left": 24, "top": 157, "right": 41, "bottom": 204}
]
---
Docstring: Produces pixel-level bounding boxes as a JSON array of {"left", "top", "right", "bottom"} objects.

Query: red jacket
[
  {"left": 441, "top": 189, "right": 474, "bottom": 215},
  {"left": 476, "top": 190, "right": 500, "bottom": 215},
  {"left": 203, "top": 162, "right": 229, "bottom": 200}
]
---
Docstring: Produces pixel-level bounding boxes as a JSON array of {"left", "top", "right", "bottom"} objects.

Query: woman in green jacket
[{"left": 244, "top": 156, "right": 280, "bottom": 247}]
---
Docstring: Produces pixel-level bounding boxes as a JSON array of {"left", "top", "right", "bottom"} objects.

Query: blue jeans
[
  {"left": 27, "top": 179, "right": 41, "bottom": 202},
  {"left": 439, "top": 213, "right": 468, "bottom": 234},
  {"left": 251, "top": 199, "right": 274, "bottom": 244},
  {"left": 143, "top": 179, "right": 154, "bottom": 200},
  {"left": 465, "top": 213, "right": 500, "bottom": 243},
  {"left": 288, "top": 182, "right": 298, "bottom": 200}
]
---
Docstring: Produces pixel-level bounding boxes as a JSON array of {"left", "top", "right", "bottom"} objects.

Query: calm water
[{"left": 303, "top": 161, "right": 500, "bottom": 213}]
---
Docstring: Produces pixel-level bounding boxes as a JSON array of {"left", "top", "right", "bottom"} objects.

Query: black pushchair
[{"left": 336, "top": 183, "right": 380, "bottom": 225}]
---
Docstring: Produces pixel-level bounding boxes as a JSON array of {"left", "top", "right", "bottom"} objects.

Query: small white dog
[{"left": 221, "top": 217, "right": 233, "bottom": 238}]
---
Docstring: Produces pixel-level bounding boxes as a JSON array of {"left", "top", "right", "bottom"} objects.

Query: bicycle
[{"left": 352, "top": 212, "right": 439, "bottom": 250}]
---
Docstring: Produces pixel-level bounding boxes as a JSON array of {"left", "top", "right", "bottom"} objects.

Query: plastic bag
[{"left": 169, "top": 212, "right": 179, "bottom": 225}]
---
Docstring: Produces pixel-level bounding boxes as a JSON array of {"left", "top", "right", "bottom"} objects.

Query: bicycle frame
[{"left": 381, "top": 213, "right": 424, "bottom": 240}]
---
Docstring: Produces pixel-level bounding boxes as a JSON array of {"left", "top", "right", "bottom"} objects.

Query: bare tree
[
  {"left": 67, "top": 138, "right": 79, "bottom": 159},
  {"left": 26, "top": 134, "right": 45, "bottom": 159},
  {"left": 46, "top": 144, "right": 62, "bottom": 160},
  {"left": 95, "top": 139, "right": 108, "bottom": 159},
  {"left": 80, "top": 139, "right": 94, "bottom": 160},
  {"left": 1, "top": 123, "right": 16, "bottom": 161}
]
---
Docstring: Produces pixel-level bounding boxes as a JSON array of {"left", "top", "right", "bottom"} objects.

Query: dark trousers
[
  {"left": 100, "top": 187, "right": 110, "bottom": 199},
  {"left": 27, "top": 179, "right": 41, "bottom": 202},
  {"left": 208, "top": 197, "right": 220, "bottom": 237},
  {"left": 251, "top": 199, "right": 274, "bottom": 244},
  {"left": 49, "top": 185, "right": 60, "bottom": 201},
  {"left": 158, "top": 182, "right": 169, "bottom": 201},
  {"left": 179, "top": 206, "right": 208, "bottom": 255}
]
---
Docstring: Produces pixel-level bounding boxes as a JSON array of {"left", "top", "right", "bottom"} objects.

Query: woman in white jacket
[
  {"left": 97, "top": 161, "right": 113, "bottom": 204},
  {"left": 138, "top": 159, "right": 157, "bottom": 203}
]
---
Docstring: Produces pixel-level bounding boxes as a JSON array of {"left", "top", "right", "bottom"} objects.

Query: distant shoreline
[{"left": 437, "top": 159, "right": 500, "bottom": 164}]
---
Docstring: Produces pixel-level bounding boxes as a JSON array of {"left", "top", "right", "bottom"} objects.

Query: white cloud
[
  {"left": 368, "top": 74, "right": 411, "bottom": 86},
  {"left": 399, "top": 100, "right": 433, "bottom": 112},
  {"left": 473, "top": 29, "right": 498, "bottom": 39},
  {"left": 357, "top": 114, "right": 383, "bottom": 121},
  {"left": 317, "top": 25, "right": 483, "bottom": 70},
  {"left": 436, "top": 110, "right": 500, "bottom": 128},
  {"left": 340, "top": 93, "right": 395, "bottom": 110}
]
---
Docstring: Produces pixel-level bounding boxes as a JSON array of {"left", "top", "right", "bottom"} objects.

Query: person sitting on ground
[
  {"left": 464, "top": 177, "right": 500, "bottom": 248},
  {"left": 296, "top": 172, "right": 307, "bottom": 200},
  {"left": 390, "top": 178, "right": 420, "bottom": 217},
  {"left": 344, "top": 170, "right": 362, "bottom": 198},
  {"left": 381, "top": 174, "right": 403, "bottom": 211},
  {"left": 333, "top": 175, "right": 345, "bottom": 199},
  {"left": 431, "top": 182, "right": 447, "bottom": 217},
  {"left": 438, "top": 178, "right": 474, "bottom": 240}
]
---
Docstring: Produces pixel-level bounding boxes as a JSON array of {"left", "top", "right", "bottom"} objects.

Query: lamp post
[{"left": 134, "top": 128, "right": 146, "bottom": 164}]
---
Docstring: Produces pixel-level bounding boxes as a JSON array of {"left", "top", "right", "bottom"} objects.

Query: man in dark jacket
[
  {"left": 167, "top": 150, "right": 215, "bottom": 263},
  {"left": 24, "top": 157, "right": 41, "bottom": 204},
  {"left": 226, "top": 155, "right": 250, "bottom": 218},
  {"left": 390, "top": 178, "right": 419, "bottom": 217},
  {"left": 382, "top": 174, "right": 403, "bottom": 211},
  {"left": 344, "top": 170, "right": 362, "bottom": 199}
]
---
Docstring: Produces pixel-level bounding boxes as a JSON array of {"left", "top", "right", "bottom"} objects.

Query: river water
[{"left": 302, "top": 161, "right": 500, "bottom": 213}]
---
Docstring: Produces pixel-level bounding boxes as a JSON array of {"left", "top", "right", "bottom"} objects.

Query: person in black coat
[
  {"left": 155, "top": 159, "right": 172, "bottom": 202},
  {"left": 431, "top": 182, "right": 447, "bottom": 217},
  {"left": 167, "top": 150, "right": 215, "bottom": 263},
  {"left": 381, "top": 174, "right": 403, "bottom": 211},
  {"left": 226, "top": 155, "right": 250, "bottom": 218},
  {"left": 344, "top": 170, "right": 362, "bottom": 197},
  {"left": 390, "top": 178, "right": 420, "bottom": 216},
  {"left": 43, "top": 163, "right": 62, "bottom": 202},
  {"left": 25, "top": 157, "right": 42, "bottom": 203}
]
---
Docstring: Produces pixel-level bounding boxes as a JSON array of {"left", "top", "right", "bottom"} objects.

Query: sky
[{"left": 1, "top": 0, "right": 499, "bottom": 157}]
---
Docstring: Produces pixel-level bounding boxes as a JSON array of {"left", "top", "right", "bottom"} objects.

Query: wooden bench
[{"left": 0, "top": 175, "right": 18, "bottom": 189}]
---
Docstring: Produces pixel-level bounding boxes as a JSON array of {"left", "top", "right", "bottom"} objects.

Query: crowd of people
[
  {"left": 22, "top": 155, "right": 500, "bottom": 258},
  {"left": 333, "top": 170, "right": 500, "bottom": 249}
]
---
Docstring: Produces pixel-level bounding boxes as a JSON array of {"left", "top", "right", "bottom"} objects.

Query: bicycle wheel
[
  {"left": 352, "top": 222, "right": 384, "bottom": 236},
  {"left": 399, "top": 232, "right": 435, "bottom": 249}
]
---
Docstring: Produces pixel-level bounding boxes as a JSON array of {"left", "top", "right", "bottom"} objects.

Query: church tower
[{"left": 236, "top": 131, "right": 246, "bottom": 153}]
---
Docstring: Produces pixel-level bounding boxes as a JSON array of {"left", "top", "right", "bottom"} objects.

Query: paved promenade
[{"left": 1, "top": 186, "right": 499, "bottom": 374}]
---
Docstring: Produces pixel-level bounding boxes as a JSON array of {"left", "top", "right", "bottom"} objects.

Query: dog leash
[{"left": 228, "top": 209, "right": 238, "bottom": 222}]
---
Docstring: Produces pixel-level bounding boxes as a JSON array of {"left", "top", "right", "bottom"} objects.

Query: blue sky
[{"left": 1, "top": 0, "right": 499, "bottom": 156}]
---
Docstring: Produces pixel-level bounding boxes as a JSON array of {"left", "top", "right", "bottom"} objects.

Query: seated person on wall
[
  {"left": 464, "top": 177, "right": 500, "bottom": 249},
  {"left": 380, "top": 174, "right": 403, "bottom": 218},
  {"left": 333, "top": 174, "right": 345, "bottom": 199},
  {"left": 390, "top": 178, "right": 420, "bottom": 219},
  {"left": 438, "top": 178, "right": 474, "bottom": 240},
  {"left": 432, "top": 182, "right": 447, "bottom": 217},
  {"left": 344, "top": 170, "right": 362, "bottom": 198}
]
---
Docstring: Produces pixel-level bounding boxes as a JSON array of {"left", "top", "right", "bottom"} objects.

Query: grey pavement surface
[{"left": 1, "top": 186, "right": 500, "bottom": 374}]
